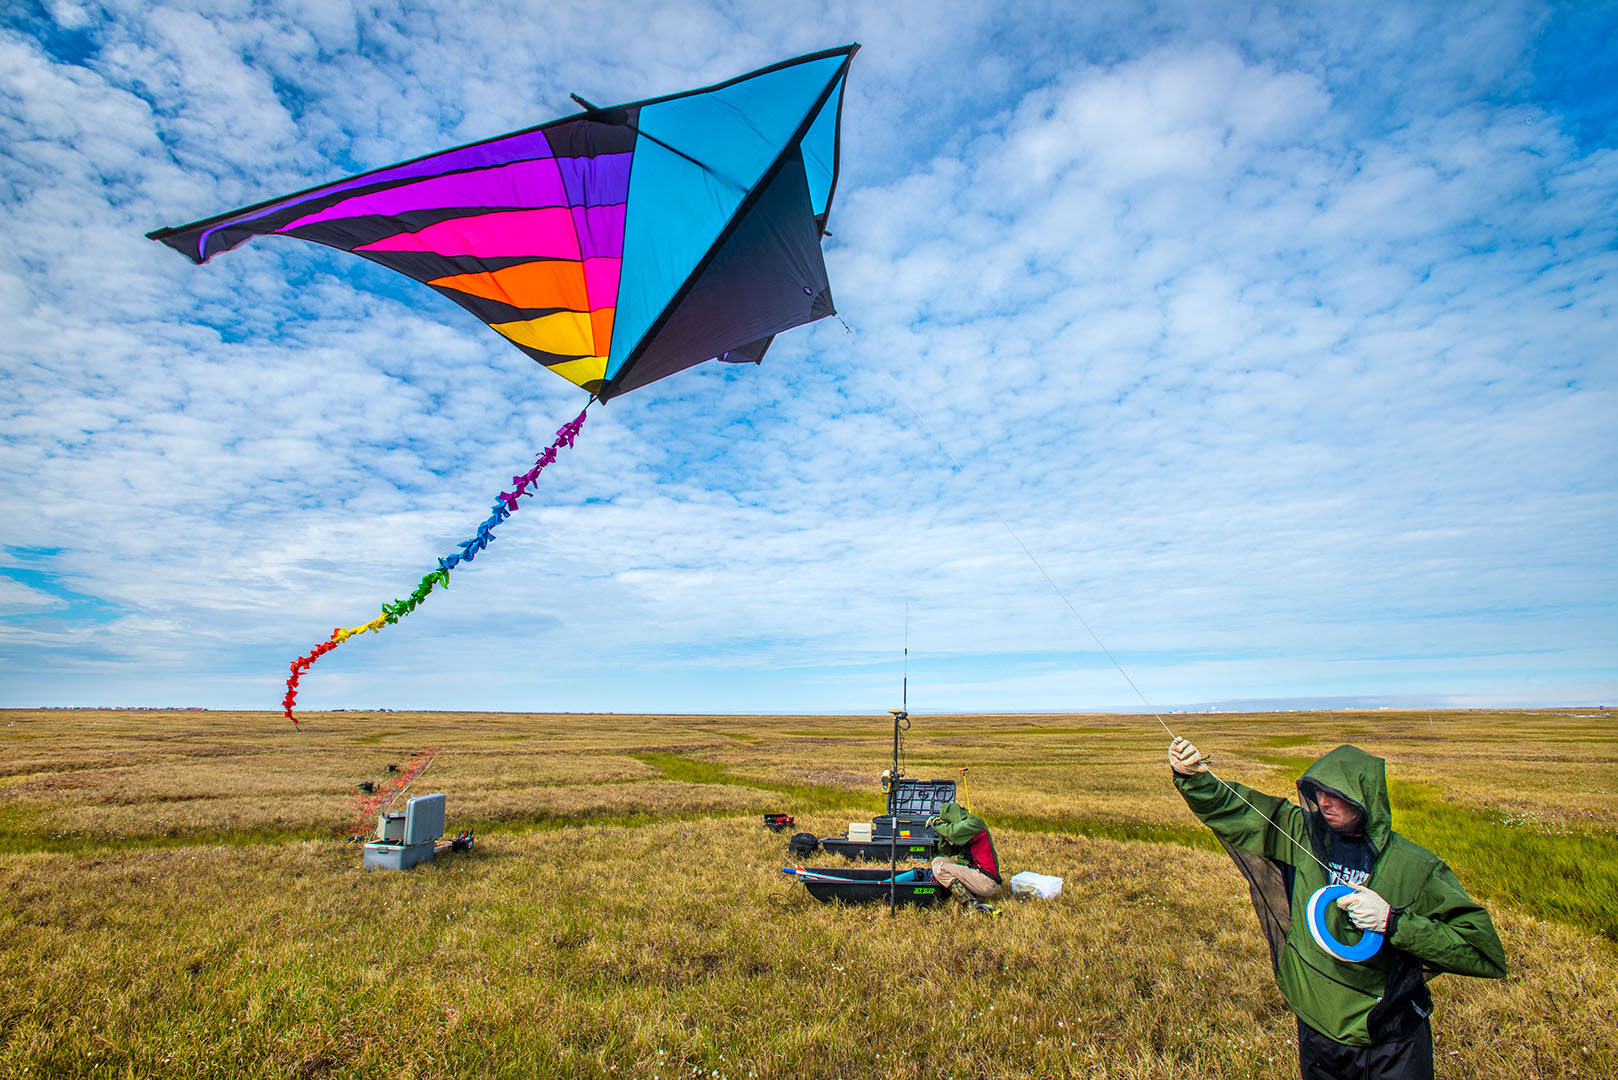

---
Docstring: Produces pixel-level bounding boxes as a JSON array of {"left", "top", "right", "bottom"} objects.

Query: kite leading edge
[{"left": 149, "top": 46, "right": 859, "bottom": 722}]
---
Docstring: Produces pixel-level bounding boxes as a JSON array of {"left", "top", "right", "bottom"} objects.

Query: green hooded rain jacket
[
  {"left": 1174, "top": 745, "right": 1505, "bottom": 1045},
  {"left": 931, "top": 801, "right": 1001, "bottom": 882}
]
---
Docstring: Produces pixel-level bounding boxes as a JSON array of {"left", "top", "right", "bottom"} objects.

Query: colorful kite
[{"left": 149, "top": 46, "right": 858, "bottom": 722}]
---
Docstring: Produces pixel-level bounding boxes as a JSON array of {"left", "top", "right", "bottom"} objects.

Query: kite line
[
  {"left": 282, "top": 405, "right": 592, "bottom": 724},
  {"left": 841, "top": 319, "right": 1334, "bottom": 876}
]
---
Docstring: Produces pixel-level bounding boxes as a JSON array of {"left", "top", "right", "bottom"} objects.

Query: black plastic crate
[
  {"left": 870, "top": 778, "right": 958, "bottom": 839},
  {"left": 887, "top": 778, "right": 956, "bottom": 818}
]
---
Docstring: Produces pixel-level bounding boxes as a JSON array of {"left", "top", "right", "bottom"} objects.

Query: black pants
[{"left": 1297, "top": 1017, "right": 1433, "bottom": 1080}]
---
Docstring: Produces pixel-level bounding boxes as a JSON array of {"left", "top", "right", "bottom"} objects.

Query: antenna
[{"left": 890, "top": 603, "right": 911, "bottom": 916}]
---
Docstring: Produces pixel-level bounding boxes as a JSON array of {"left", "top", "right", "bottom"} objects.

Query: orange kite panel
[{"left": 430, "top": 259, "right": 592, "bottom": 312}]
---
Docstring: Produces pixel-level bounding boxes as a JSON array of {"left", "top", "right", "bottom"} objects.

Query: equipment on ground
[
  {"left": 814, "top": 776, "right": 957, "bottom": 861},
  {"left": 376, "top": 810, "right": 406, "bottom": 843},
  {"left": 1009, "top": 870, "right": 1064, "bottom": 900},
  {"left": 781, "top": 865, "right": 946, "bottom": 908},
  {"left": 362, "top": 792, "right": 474, "bottom": 870}
]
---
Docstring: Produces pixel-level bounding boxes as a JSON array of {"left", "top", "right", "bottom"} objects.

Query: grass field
[{"left": 2, "top": 706, "right": 1615, "bottom": 1079}]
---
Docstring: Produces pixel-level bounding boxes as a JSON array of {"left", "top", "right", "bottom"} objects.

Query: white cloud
[{"left": 0, "top": 1, "right": 1612, "bottom": 711}]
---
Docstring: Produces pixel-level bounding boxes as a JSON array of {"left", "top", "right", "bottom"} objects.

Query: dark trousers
[{"left": 1298, "top": 1017, "right": 1433, "bottom": 1080}]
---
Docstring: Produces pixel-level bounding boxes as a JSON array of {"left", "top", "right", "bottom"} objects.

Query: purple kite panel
[
  {"left": 277, "top": 158, "right": 570, "bottom": 232},
  {"left": 571, "top": 204, "right": 628, "bottom": 260},
  {"left": 554, "top": 152, "right": 634, "bottom": 208},
  {"left": 191, "top": 130, "right": 561, "bottom": 262}
]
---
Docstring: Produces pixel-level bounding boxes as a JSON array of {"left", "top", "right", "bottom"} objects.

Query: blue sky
[{"left": 1, "top": 0, "right": 1613, "bottom": 714}]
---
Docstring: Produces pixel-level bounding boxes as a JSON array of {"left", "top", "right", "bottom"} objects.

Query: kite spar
[{"left": 149, "top": 46, "right": 859, "bottom": 722}]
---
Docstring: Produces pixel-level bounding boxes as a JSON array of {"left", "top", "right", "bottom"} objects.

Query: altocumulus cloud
[{"left": 0, "top": 0, "right": 1612, "bottom": 712}]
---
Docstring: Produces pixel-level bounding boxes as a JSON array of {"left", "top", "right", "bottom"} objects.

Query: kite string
[
  {"left": 282, "top": 403, "right": 593, "bottom": 724},
  {"left": 835, "top": 317, "right": 1332, "bottom": 875}
]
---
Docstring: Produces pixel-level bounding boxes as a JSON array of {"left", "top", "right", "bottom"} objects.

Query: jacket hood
[
  {"left": 932, "top": 800, "right": 988, "bottom": 840},
  {"left": 1297, "top": 745, "right": 1393, "bottom": 854}
]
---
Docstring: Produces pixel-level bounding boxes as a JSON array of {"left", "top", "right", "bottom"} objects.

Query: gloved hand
[
  {"left": 1336, "top": 884, "right": 1392, "bottom": 932},
  {"left": 1168, "top": 737, "right": 1208, "bottom": 775},
  {"left": 926, "top": 815, "right": 941, "bottom": 827}
]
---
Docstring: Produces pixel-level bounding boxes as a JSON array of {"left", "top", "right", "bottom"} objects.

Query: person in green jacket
[
  {"left": 1169, "top": 738, "right": 1505, "bottom": 1080},
  {"left": 927, "top": 800, "right": 1003, "bottom": 913}
]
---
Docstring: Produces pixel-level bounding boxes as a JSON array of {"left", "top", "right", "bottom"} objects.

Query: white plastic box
[{"left": 1009, "top": 871, "right": 1063, "bottom": 900}]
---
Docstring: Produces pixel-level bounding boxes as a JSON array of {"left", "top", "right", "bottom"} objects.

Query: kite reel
[{"left": 1306, "top": 884, "right": 1385, "bottom": 963}]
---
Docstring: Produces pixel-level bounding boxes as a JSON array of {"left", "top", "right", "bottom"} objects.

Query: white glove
[
  {"left": 1336, "top": 885, "right": 1392, "bottom": 932},
  {"left": 1168, "top": 737, "right": 1208, "bottom": 775}
]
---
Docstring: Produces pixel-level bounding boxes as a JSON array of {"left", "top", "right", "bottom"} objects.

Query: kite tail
[{"left": 282, "top": 405, "right": 592, "bottom": 724}]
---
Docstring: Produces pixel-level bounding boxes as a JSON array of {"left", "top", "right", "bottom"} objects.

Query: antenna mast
[{"left": 889, "top": 604, "right": 910, "bottom": 916}]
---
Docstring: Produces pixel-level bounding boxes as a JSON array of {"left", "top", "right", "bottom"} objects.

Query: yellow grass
[{"left": 1, "top": 706, "right": 1614, "bottom": 1079}]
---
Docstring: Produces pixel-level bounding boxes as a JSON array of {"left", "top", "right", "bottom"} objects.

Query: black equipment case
[{"left": 815, "top": 778, "right": 957, "bottom": 861}]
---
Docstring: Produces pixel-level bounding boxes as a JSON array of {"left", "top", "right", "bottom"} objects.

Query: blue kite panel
[
  {"left": 802, "top": 74, "right": 846, "bottom": 217},
  {"left": 609, "top": 55, "right": 847, "bottom": 379}
]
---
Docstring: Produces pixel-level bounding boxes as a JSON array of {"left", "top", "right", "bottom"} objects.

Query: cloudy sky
[{"left": 2, "top": 1, "right": 1613, "bottom": 715}]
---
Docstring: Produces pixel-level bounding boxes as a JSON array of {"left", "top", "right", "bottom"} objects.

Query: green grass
[
  {"left": 994, "top": 810, "right": 1218, "bottom": 851},
  {"left": 3, "top": 707, "right": 1616, "bottom": 1079},
  {"left": 1394, "top": 781, "right": 1618, "bottom": 941},
  {"left": 1249, "top": 752, "right": 1316, "bottom": 773},
  {"left": 0, "top": 802, "right": 330, "bottom": 856}
]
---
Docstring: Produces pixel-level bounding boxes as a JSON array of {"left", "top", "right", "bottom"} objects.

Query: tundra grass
[{"left": 2, "top": 707, "right": 1615, "bottom": 1079}]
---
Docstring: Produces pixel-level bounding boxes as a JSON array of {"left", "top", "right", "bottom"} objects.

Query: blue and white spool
[{"left": 1306, "top": 884, "right": 1385, "bottom": 962}]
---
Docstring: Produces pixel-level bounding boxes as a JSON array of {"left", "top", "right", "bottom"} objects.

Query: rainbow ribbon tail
[{"left": 281, "top": 405, "right": 591, "bottom": 724}]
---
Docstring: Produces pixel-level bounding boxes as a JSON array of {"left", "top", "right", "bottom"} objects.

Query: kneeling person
[{"left": 928, "top": 800, "right": 1002, "bottom": 912}]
